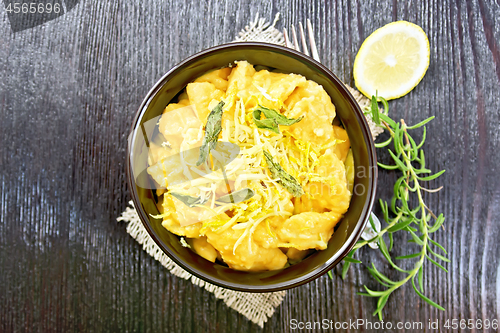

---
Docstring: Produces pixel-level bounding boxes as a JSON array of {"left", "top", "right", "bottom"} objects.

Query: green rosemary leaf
[
  {"left": 378, "top": 96, "right": 390, "bottom": 115},
  {"left": 427, "top": 245, "right": 451, "bottom": 262},
  {"left": 416, "top": 126, "right": 427, "bottom": 149},
  {"left": 343, "top": 257, "right": 362, "bottom": 264},
  {"left": 374, "top": 294, "right": 390, "bottom": 319},
  {"left": 390, "top": 196, "right": 398, "bottom": 215},
  {"left": 368, "top": 214, "right": 377, "bottom": 230},
  {"left": 388, "top": 232, "right": 394, "bottom": 251},
  {"left": 367, "top": 269, "right": 393, "bottom": 288},
  {"left": 374, "top": 136, "right": 393, "bottom": 148},
  {"left": 418, "top": 266, "right": 424, "bottom": 292},
  {"left": 416, "top": 169, "right": 446, "bottom": 181},
  {"left": 407, "top": 226, "right": 418, "bottom": 233},
  {"left": 406, "top": 132, "right": 419, "bottom": 159},
  {"left": 169, "top": 192, "right": 209, "bottom": 208},
  {"left": 327, "top": 270, "right": 334, "bottom": 279},
  {"left": 375, "top": 141, "right": 392, "bottom": 149},
  {"left": 197, "top": 101, "right": 225, "bottom": 166},
  {"left": 418, "top": 148, "right": 426, "bottom": 167},
  {"left": 339, "top": 249, "right": 358, "bottom": 279},
  {"left": 406, "top": 116, "right": 435, "bottom": 130},
  {"left": 361, "top": 286, "right": 387, "bottom": 297},
  {"left": 252, "top": 105, "right": 303, "bottom": 133},
  {"left": 263, "top": 150, "right": 304, "bottom": 197},
  {"left": 378, "top": 237, "right": 390, "bottom": 259},
  {"left": 388, "top": 149, "right": 407, "bottom": 171},
  {"left": 341, "top": 261, "right": 351, "bottom": 279},
  {"left": 380, "top": 200, "right": 389, "bottom": 222},
  {"left": 411, "top": 206, "right": 422, "bottom": 216},
  {"left": 393, "top": 176, "right": 406, "bottom": 198},
  {"left": 377, "top": 162, "right": 400, "bottom": 170},
  {"left": 370, "top": 95, "right": 380, "bottom": 124},
  {"left": 405, "top": 178, "right": 418, "bottom": 192},
  {"left": 428, "top": 214, "right": 445, "bottom": 233},
  {"left": 387, "top": 217, "right": 414, "bottom": 233},
  {"left": 414, "top": 167, "right": 432, "bottom": 175},
  {"left": 216, "top": 188, "right": 255, "bottom": 204},
  {"left": 394, "top": 123, "right": 402, "bottom": 154},
  {"left": 400, "top": 191, "right": 412, "bottom": 217},
  {"left": 409, "top": 229, "right": 425, "bottom": 246},
  {"left": 426, "top": 254, "right": 449, "bottom": 272},
  {"left": 379, "top": 199, "right": 387, "bottom": 213},
  {"left": 425, "top": 213, "right": 432, "bottom": 224},
  {"left": 368, "top": 264, "right": 397, "bottom": 285},
  {"left": 378, "top": 237, "right": 410, "bottom": 273},
  {"left": 411, "top": 277, "right": 445, "bottom": 311},
  {"left": 429, "top": 237, "right": 448, "bottom": 254},
  {"left": 395, "top": 252, "right": 421, "bottom": 260},
  {"left": 379, "top": 113, "right": 397, "bottom": 128}
]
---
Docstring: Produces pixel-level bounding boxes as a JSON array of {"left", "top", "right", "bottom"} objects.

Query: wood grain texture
[{"left": 1, "top": 0, "right": 500, "bottom": 332}]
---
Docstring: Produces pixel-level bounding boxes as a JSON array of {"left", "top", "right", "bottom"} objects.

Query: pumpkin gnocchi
[{"left": 147, "top": 61, "right": 353, "bottom": 271}]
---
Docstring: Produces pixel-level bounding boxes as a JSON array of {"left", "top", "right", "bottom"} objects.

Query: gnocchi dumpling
[
  {"left": 147, "top": 61, "right": 353, "bottom": 271},
  {"left": 294, "top": 149, "right": 351, "bottom": 214},
  {"left": 276, "top": 211, "right": 344, "bottom": 250},
  {"left": 284, "top": 80, "right": 337, "bottom": 145},
  {"left": 194, "top": 67, "right": 232, "bottom": 91},
  {"left": 187, "top": 82, "right": 225, "bottom": 123},
  {"left": 205, "top": 227, "right": 288, "bottom": 271}
]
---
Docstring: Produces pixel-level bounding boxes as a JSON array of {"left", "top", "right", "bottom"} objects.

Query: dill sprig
[{"left": 331, "top": 95, "right": 448, "bottom": 320}]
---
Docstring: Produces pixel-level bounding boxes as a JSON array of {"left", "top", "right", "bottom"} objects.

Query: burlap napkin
[{"left": 117, "top": 13, "right": 381, "bottom": 328}]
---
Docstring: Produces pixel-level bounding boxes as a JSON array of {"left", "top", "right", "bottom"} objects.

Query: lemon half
[{"left": 353, "top": 21, "right": 430, "bottom": 100}]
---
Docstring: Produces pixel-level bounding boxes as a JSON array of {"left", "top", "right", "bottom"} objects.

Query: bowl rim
[{"left": 127, "top": 41, "right": 377, "bottom": 292}]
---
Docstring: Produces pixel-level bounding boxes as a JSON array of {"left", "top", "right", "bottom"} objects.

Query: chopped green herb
[
  {"left": 252, "top": 105, "right": 303, "bottom": 134},
  {"left": 169, "top": 192, "right": 209, "bottom": 208},
  {"left": 263, "top": 150, "right": 304, "bottom": 197},
  {"left": 197, "top": 101, "right": 225, "bottom": 166}
]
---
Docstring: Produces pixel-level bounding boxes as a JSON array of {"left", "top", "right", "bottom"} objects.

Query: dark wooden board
[{"left": 1, "top": 0, "right": 500, "bottom": 332}]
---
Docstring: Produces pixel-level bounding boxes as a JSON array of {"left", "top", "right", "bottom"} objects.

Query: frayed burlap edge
[
  {"left": 118, "top": 201, "right": 286, "bottom": 328},
  {"left": 234, "top": 13, "right": 285, "bottom": 45}
]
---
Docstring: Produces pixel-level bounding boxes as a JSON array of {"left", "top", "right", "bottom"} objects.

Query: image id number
[
  {"left": 444, "top": 318, "right": 498, "bottom": 330},
  {"left": 6, "top": 2, "right": 61, "bottom": 14}
]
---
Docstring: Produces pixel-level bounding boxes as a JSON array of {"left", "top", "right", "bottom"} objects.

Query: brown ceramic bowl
[{"left": 127, "top": 42, "right": 377, "bottom": 292}]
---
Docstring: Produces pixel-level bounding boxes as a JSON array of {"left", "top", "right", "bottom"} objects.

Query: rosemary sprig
[{"left": 334, "top": 95, "right": 448, "bottom": 320}]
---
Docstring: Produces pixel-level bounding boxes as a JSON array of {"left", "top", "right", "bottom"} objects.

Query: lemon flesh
[{"left": 353, "top": 21, "right": 430, "bottom": 100}]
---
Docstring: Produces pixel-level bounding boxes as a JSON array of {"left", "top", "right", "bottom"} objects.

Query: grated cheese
[{"left": 161, "top": 91, "right": 338, "bottom": 251}]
